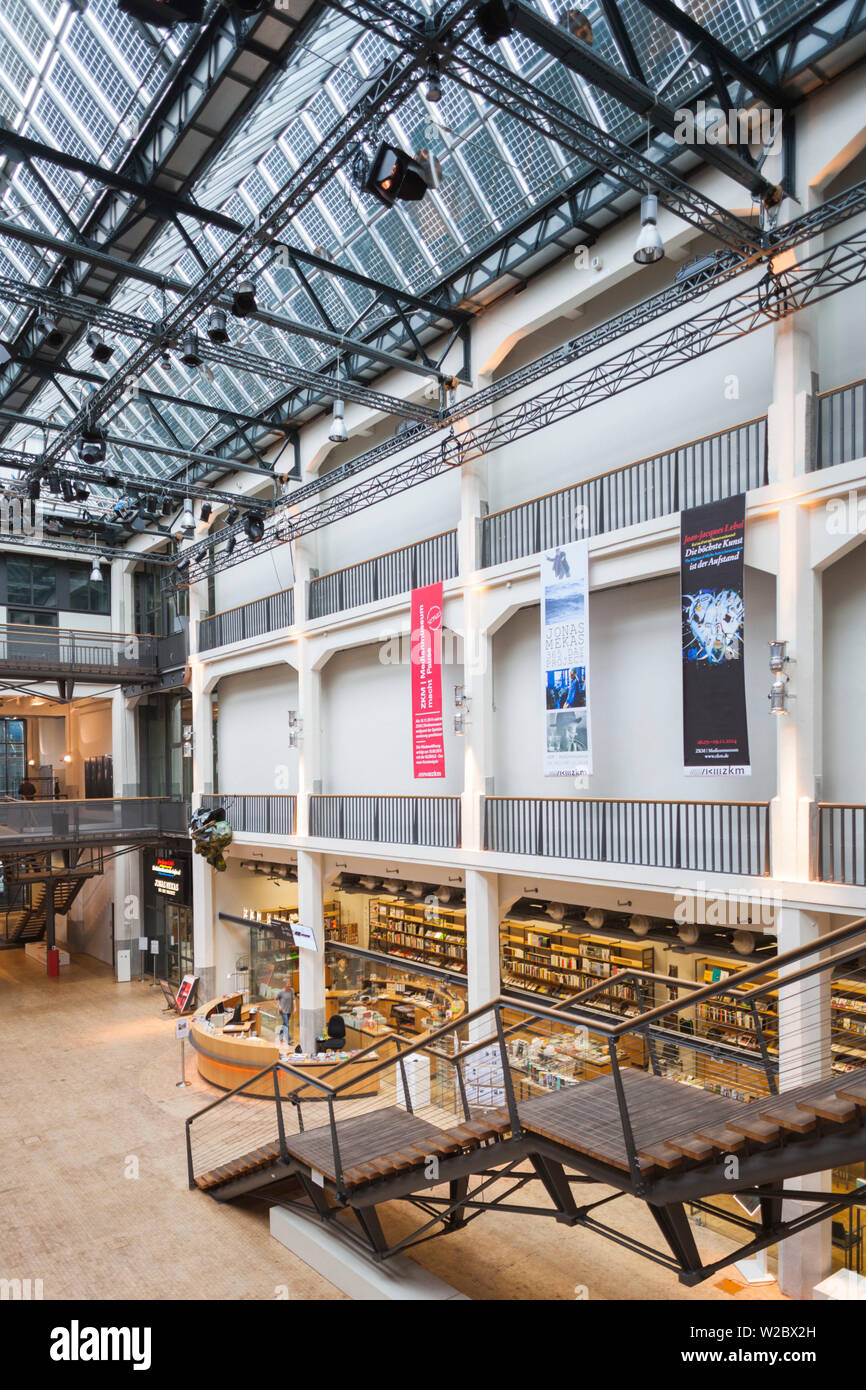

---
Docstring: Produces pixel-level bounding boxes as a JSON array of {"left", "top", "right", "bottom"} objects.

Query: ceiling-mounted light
[
  {"left": 35, "top": 313, "right": 64, "bottom": 350},
  {"left": 677, "top": 921, "right": 700, "bottom": 946},
  {"left": 206, "top": 308, "right": 229, "bottom": 344},
  {"left": 424, "top": 55, "right": 442, "bottom": 103},
  {"left": 584, "top": 907, "right": 605, "bottom": 930},
  {"left": 160, "top": 348, "right": 172, "bottom": 371},
  {"left": 244, "top": 512, "right": 265, "bottom": 544},
  {"left": 768, "top": 640, "right": 788, "bottom": 673},
  {"left": 434, "top": 885, "right": 453, "bottom": 904},
  {"left": 26, "top": 475, "right": 41, "bottom": 501},
  {"left": 225, "top": 533, "right": 237, "bottom": 556},
  {"left": 60, "top": 478, "right": 75, "bottom": 503},
  {"left": 769, "top": 676, "right": 789, "bottom": 714},
  {"left": 381, "top": 878, "right": 401, "bottom": 894},
  {"left": 77, "top": 426, "right": 106, "bottom": 464},
  {"left": 364, "top": 143, "right": 430, "bottom": 208},
  {"left": 73, "top": 481, "right": 90, "bottom": 502},
  {"left": 225, "top": 505, "right": 240, "bottom": 526},
  {"left": 545, "top": 902, "right": 568, "bottom": 923},
  {"left": 328, "top": 397, "right": 348, "bottom": 444},
  {"left": 89, "top": 555, "right": 103, "bottom": 584},
  {"left": 405, "top": 882, "right": 425, "bottom": 899},
  {"left": 561, "top": 7, "right": 593, "bottom": 43},
  {"left": 733, "top": 929, "right": 757, "bottom": 956},
  {"left": 180, "top": 331, "right": 202, "bottom": 367},
  {"left": 629, "top": 913, "right": 652, "bottom": 937},
  {"left": 359, "top": 876, "right": 381, "bottom": 891},
  {"left": 634, "top": 193, "right": 665, "bottom": 265},
  {"left": 476, "top": 0, "right": 514, "bottom": 44},
  {"left": 86, "top": 328, "right": 114, "bottom": 364},
  {"left": 175, "top": 555, "right": 191, "bottom": 575},
  {"left": 199, "top": 502, "right": 212, "bottom": 524},
  {"left": 180, "top": 497, "right": 195, "bottom": 535},
  {"left": 232, "top": 280, "right": 257, "bottom": 317}
]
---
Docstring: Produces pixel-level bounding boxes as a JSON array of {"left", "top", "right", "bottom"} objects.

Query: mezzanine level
[{"left": 0, "top": 796, "right": 189, "bottom": 852}]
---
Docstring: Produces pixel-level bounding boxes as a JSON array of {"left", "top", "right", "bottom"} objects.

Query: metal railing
[
  {"left": 308, "top": 529, "right": 459, "bottom": 619},
  {"left": 310, "top": 794, "right": 461, "bottom": 848},
  {"left": 198, "top": 587, "right": 294, "bottom": 653},
  {"left": 481, "top": 416, "right": 768, "bottom": 568},
  {"left": 484, "top": 796, "right": 771, "bottom": 875},
  {"left": 0, "top": 623, "right": 157, "bottom": 676},
  {"left": 198, "top": 793, "right": 296, "bottom": 837},
  {"left": 816, "top": 804, "right": 866, "bottom": 885},
  {"left": 0, "top": 796, "right": 188, "bottom": 848},
  {"left": 817, "top": 378, "right": 866, "bottom": 470}
]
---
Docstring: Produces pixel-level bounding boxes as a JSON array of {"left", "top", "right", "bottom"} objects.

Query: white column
[
  {"left": 297, "top": 848, "right": 326, "bottom": 1051},
  {"left": 776, "top": 906, "right": 832, "bottom": 1299},
  {"left": 465, "top": 868, "right": 500, "bottom": 1018},
  {"left": 458, "top": 402, "right": 493, "bottom": 853}
]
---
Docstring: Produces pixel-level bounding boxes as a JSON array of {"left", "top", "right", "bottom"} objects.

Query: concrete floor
[{"left": 0, "top": 951, "right": 788, "bottom": 1302}]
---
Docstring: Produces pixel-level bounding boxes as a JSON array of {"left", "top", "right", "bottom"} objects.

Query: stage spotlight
[
  {"left": 424, "top": 55, "right": 442, "bottom": 103},
  {"left": 243, "top": 512, "right": 265, "bottom": 543},
  {"left": 561, "top": 7, "right": 593, "bottom": 43},
  {"left": 363, "top": 143, "right": 429, "bottom": 208},
  {"left": 160, "top": 495, "right": 173, "bottom": 516},
  {"left": 328, "top": 398, "right": 348, "bottom": 444},
  {"left": 180, "top": 497, "right": 195, "bottom": 535},
  {"left": 77, "top": 427, "right": 106, "bottom": 464},
  {"left": 89, "top": 555, "right": 103, "bottom": 584},
  {"left": 26, "top": 476, "right": 41, "bottom": 501},
  {"left": 232, "top": 280, "right": 257, "bottom": 317},
  {"left": 225, "top": 505, "right": 240, "bottom": 525},
  {"left": 86, "top": 328, "right": 114, "bottom": 364},
  {"left": 634, "top": 193, "right": 665, "bottom": 265},
  {"left": 180, "top": 331, "right": 202, "bottom": 366},
  {"left": 199, "top": 502, "right": 212, "bottom": 523},
  {"left": 206, "top": 308, "right": 229, "bottom": 344},
  {"left": 60, "top": 478, "right": 75, "bottom": 503},
  {"left": 476, "top": 0, "right": 514, "bottom": 45},
  {"left": 35, "top": 313, "right": 64, "bottom": 350},
  {"left": 225, "top": 533, "right": 237, "bottom": 556},
  {"left": 160, "top": 348, "right": 172, "bottom": 371},
  {"left": 117, "top": 0, "right": 205, "bottom": 25},
  {"left": 74, "top": 482, "right": 90, "bottom": 502}
]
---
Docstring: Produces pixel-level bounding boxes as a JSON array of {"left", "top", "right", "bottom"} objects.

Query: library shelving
[
  {"left": 500, "top": 920, "right": 653, "bottom": 1007},
  {"left": 368, "top": 896, "right": 467, "bottom": 973}
]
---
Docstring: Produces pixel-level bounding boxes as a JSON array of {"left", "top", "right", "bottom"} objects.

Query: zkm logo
[
  {"left": 0, "top": 1276, "right": 43, "bottom": 1300},
  {"left": 49, "top": 1321, "right": 152, "bottom": 1372}
]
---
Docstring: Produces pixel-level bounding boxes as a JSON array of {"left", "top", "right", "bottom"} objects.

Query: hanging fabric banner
[
  {"left": 542, "top": 541, "right": 592, "bottom": 777},
  {"left": 681, "top": 493, "right": 751, "bottom": 776},
  {"left": 411, "top": 580, "right": 445, "bottom": 779}
]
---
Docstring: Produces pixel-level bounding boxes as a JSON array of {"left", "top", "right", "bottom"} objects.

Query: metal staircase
[
  {"left": 185, "top": 917, "right": 866, "bottom": 1283},
  {"left": 2, "top": 858, "right": 95, "bottom": 945}
]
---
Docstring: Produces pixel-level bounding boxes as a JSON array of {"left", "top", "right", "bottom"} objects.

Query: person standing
[{"left": 276, "top": 978, "right": 295, "bottom": 1042}]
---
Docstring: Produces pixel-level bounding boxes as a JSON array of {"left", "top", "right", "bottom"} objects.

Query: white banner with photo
[{"left": 542, "top": 541, "right": 592, "bottom": 777}]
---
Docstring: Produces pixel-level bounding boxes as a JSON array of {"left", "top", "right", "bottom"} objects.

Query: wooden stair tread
[
  {"left": 758, "top": 1104, "right": 816, "bottom": 1134},
  {"left": 636, "top": 1144, "right": 683, "bottom": 1170},
  {"left": 727, "top": 1116, "right": 780, "bottom": 1142},
  {"left": 459, "top": 1119, "right": 501, "bottom": 1141},
  {"left": 797, "top": 1096, "right": 858, "bottom": 1123},
  {"left": 341, "top": 1163, "right": 381, "bottom": 1187},
  {"left": 438, "top": 1126, "right": 483, "bottom": 1149},
  {"left": 665, "top": 1134, "right": 715, "bottom": 1161},
  {"left": 836, "top": 1079, "right": 866, "bottom": 1106},
  {"left": 692, "top": 1126, "right": 746, "bottom": 1152}
]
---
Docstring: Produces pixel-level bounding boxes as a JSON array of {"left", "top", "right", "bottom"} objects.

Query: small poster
[
  {"left": 681, "top": 495, "right": 750, "bottom": 775},
  {"left": 290, "top": 922, "right": 318, "bottom": 951},
  {"left": 175, "top": 975, "right": 198, "bottom": 1013},
  {"left": 542, "top": 541, "right": 592, "bottom": 776},
  {"left": 411, "top": 580, "right": 445, "bottom": 779}
]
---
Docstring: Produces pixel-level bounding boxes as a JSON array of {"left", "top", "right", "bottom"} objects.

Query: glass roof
[{"left": 0, "top": 0, "right": 824, "bottom": 489}]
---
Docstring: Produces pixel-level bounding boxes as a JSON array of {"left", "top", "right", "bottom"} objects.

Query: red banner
[{"left": 411, "top": 581, "right": 445, "bottom": 779}]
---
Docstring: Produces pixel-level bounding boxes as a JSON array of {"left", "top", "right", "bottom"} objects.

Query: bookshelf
[
  {"left": 500, "top": 920, "right": 653, "bottom": 1008},
  {"left": 693, "top": 956, "right": 779, "bottom": 1062},
  {"left": 831, "top": 976, "right": 866, "bottom": 1074},
  {"left": 368, "top": 896, "right": 467, "bottom": 973}
]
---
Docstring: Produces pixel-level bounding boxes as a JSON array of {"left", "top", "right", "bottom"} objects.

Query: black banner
[{"left": 681, "top": 494, "right": 750, "bottom": 775}]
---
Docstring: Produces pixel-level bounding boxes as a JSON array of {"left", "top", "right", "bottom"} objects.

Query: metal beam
[{"left": 634, "top": 0, "right": 789, "bottom": 108}]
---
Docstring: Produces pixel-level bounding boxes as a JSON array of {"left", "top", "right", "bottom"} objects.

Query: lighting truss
[{"left": 179, "top": 216, "right": 866, "bottom": 584}]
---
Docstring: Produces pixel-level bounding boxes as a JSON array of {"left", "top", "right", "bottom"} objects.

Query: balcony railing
[
  {"left": 310, "top": 794, "right": 461, "bottom": 848},
  {"left": 816, "top": 804, "right": 866, "bottom": 885},
  {"left": 481, "top": 416, "right": 768, "bottom": 568},
  {"left": 0, "top": 796, "right": 188, "bottom": 850},
  {"left": 199, "top": 793, "right": 296, "bottom": 837},
  {"left": 484, "top": 797, "right": 771, "bottom": 875},
  {"left": 308, "top": 529, "right": 459, "bottom": 620},
  {"left": 198, "top": 587, "right": 293, "bottom": 653},
  {"left": 0, "top": 624, "right": 157, "bottom": 678},
  {"left": 817, "top": 377, "right": 866, "bottom": 470}
]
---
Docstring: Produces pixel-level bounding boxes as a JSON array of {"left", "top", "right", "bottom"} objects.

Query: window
[
  {"left": 7, "top": 557, "right": 56, "bottom": 608},
  {"left": 68, "top": 563, "right": 110, "bottom": 615},
  {"left": 0, "top": 718, "right": 26, "bottom": 797}
]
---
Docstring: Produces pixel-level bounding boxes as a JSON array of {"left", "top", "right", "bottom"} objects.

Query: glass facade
[
  {"left": 137, "top": 691, "right": 192, "bottom": 800},
  {"left": 0, "top": 717, "right": 26, "bottom": 796}
]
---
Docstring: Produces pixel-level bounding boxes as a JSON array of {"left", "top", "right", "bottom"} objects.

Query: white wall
[
  {"left": 216, "top": 663, "right": 298, "bottom": 794},
  {"left": 213, "top": 854, "right": 299, "bottom": 999},
  {"left": 492, "top": 568, "right": 777, "bottom": 800},
  {"left": 320, "top": 639, "right": 464, "bottom": 795},
  {"left": 822, "top": 540, "right": 866, "bottom": 802}
]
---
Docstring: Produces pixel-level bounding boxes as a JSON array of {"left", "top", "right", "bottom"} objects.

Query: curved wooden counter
[{"left": 189, "top": 995, "right": 390, "bottom": 1099}]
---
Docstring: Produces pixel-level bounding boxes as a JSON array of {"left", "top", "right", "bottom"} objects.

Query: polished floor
[{"left": 0, "top": 951, "right": 788, "bottom": 1301}]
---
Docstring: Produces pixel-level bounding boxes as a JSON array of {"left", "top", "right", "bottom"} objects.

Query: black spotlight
[
  {"left": 27, "top": 476, "right": 41, "bottom": 501},
  {"left": 206, "top": 308, "right": 229, "bottom": 344},
  {"left": 117, "top": 0, "right": 205, "bottom": 26},
  {"left": 60, "top": 478, "right": 75, "bottom": 503},
  {"left": 180, "top": 331, "right": 202, "bottom": 366},
  {"left": 46, "top": 470, "right": 61, "bottom": 495},
  {"left": 35, "top": 313, "right": 64, "bottom": 350},
  {"left": 175, "top": 554, "right": 191, "bottom": 574},
  {"left": 160, "top": 495, "right": 174, "bottom": 517},
  {"left": 160, "top": 348, "right": 172, "bottom": 371},
  {"left": 74, "top": 482, "right": 90, "bottom": 502},
  {"left": 243, "top": 512, "right": 265, "bottom": 543},
  {"left": 225, "top": 532, "right": 237, "bottom": 556},
  {"left": 225, "top": 505, "right": 240, "bottom": 526},
  {"left": 86, "top": 328, "right": 114, "bottom": 364},
  {"left": 77, "top": 426, "right": 106, "bottom": 465},
  {"left": 476, "top": 0, "right": 514, "bottom": 44},
  {"left": 200, "top": 502, "right": 212, "bottom": 523},
  {"left": 364, "top": 143, "right": 430, "bottom": 208},
  {"left": 232, "top": 281, "right": 257, "bottom": 317}
]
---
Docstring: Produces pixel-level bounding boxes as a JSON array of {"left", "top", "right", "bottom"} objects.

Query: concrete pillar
[
  {"left": 465, "top": 868, "right": 500, "bottom": 1015},
  {"left": 297, "top": 848, "right": 326, "bottom": 1051},
  {"left": 776, "top": 906, "right": 833, "bottom": 1299},
  {"left": 458, "top": 396, "right": 493, "bottom": 853}
]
